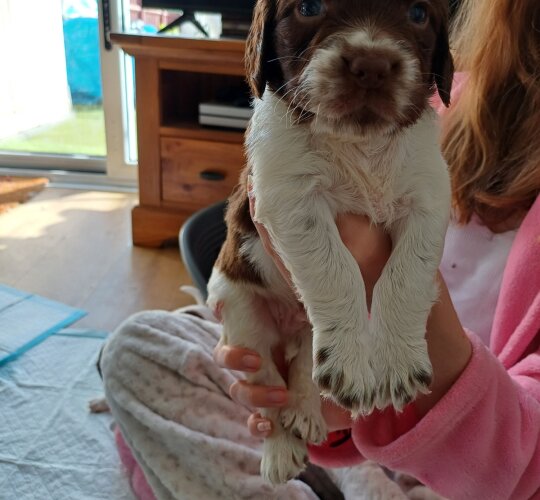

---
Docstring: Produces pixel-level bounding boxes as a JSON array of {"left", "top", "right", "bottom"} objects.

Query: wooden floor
[{"left": 0, "top": 187, "right": 195, "bottom": 331}]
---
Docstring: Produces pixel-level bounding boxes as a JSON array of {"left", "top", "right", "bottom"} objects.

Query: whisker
[
  {"left": 272, "top": 80, "right": 299, "bottom": 114},
  {"left": 268, "top": 55, "right": 309, "bottom": 63},
  {"left": 314, "top": 103, "right": 322, "bottom": 128},
  {"left": 296, "top": 98, "right": 313, "bottom": 123}
]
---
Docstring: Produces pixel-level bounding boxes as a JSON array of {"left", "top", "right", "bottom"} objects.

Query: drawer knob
[{"left": 200, "top": 170, "right": 225, "bottom": 181}]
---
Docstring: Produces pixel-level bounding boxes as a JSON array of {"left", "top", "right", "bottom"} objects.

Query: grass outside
[{"left": 0, "top": 107, "right": 106, "bottom": 157}]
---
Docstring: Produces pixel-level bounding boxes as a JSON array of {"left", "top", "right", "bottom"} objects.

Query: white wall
[{"left": 0, "top": 0, "right": 72, "bottom": 140}]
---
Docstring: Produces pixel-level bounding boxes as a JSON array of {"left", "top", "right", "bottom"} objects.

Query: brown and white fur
[{"left": 207, "top": 0, "right": 454, "bottom": 484}]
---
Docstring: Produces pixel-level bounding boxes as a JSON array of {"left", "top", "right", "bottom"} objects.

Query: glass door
[
  {"left": 0, "top": 0, "right": 221, "bottom": 179},
  {"left": 99, "top": 0, "right": 221, "bottom": 180},
  {"left": 0, "top": 0, "right": 138, "bottom": 179}
]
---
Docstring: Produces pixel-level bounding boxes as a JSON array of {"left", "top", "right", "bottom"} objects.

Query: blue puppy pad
[{"left": 0, "top": 284, "right": 86, "bottom": 367}]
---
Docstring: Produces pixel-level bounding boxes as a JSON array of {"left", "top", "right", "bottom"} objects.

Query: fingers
[
  {"left": 229, "top": 380, "right": 289, "bottom": 408},
  {"left": 213, "top": 343, "right": 262, "bottom": 372},
  {"left": 248, "top": 412, "right": 273, "bottom": 438},
  {"left": 336, "top": 213, "right": 392, "bottom": 267}
]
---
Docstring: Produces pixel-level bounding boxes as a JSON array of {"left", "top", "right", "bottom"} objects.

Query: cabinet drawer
[{"left": 161, "top": 137, "right": 245, "bottom": 207}]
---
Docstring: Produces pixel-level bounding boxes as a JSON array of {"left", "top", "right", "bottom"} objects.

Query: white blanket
[{"left": 100, "top": 296, "right": 437, "bottom": 500}]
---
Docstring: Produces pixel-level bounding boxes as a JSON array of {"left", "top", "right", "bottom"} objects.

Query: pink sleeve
[{"left": 349, "top": 332, "right": 540, "bottom": 499}]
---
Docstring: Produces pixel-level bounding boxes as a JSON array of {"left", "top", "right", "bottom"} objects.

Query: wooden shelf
[{"left": 112, "top": 33, "right": 248, "bottom": 247}]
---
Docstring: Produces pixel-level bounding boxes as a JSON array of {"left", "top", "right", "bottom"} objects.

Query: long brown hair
[{"left": 441, "top": 0, "right": 540, "bottom": 230}]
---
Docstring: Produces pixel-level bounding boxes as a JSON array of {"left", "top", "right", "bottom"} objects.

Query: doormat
[
  {"left": 0, "top": 284, "right": 86, "bottom": 367},
  {"left": 0, "top": 176, "right": 49, "bottom": 214}
]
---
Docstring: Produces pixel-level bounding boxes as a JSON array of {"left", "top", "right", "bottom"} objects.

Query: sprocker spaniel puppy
[{"left": 207, "top": 0, "right": 454, "bottom": 483}]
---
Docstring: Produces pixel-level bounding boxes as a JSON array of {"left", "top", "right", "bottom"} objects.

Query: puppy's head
[{"left": 246, "top": 0, "right": 454, "bottom": 136}]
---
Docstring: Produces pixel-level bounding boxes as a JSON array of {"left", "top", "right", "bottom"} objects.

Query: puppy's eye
[
  {"left": 409, "top": 3, "right": 429, "bottom": 24},
  {"left": 299, "top": 0, "right": 323, "bottom": 17}
]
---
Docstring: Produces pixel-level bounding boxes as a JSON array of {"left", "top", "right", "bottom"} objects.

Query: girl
[{"left": 217, "top": 0, "right": 540, "bottom": 497}]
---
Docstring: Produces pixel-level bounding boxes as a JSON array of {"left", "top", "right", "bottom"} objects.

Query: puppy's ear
[
  {"left": 431, "top": 16, "right": 454, "bottom": 107},
  {"left": 245, "top": 0, "right": 277, "bottom": 98}
]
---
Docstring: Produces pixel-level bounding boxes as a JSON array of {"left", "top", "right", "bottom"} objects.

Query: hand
[{"left": 415, "top": 272, "right": 472, "bottom": 417}]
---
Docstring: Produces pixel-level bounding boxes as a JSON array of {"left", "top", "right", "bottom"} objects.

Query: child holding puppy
[{"left": 217, "top": 0, "right": 540, "bottom": 497}]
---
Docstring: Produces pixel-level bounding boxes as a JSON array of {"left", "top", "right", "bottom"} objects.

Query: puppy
[{"left": 207, "top": 0, "right": 453, "bottom": 484}]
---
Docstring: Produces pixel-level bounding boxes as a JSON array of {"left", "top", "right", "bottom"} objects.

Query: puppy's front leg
[
  {"left": 254, "top": 187, "right": 376, "bottom": 415},
  {"left": 370, "top": 205, "right": 449, "bottom": 410}
]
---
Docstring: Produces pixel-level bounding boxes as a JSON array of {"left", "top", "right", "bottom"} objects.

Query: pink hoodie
[{"left": 308, "top": 81, "right": 540, "bottom": 498}]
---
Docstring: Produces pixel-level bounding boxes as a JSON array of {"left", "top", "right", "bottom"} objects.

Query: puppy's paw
[
  {"left": 371, "top": 334, "right": 432, "bottom": 411},
  {"left": 280, "top": 401, "right": 327, "bottom": 445},
  {"left": 313, "top": 334, "right": 377, "bottom": 415},
  {"left": 261, "top": 432, "right": 308, "bottom": 484},
  {"left": 88, "top": 397, "right": 110, "bottom": 413}
]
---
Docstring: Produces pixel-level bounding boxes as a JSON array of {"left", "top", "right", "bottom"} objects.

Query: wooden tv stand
[{"left": 111, "top": 34, "right": 247, "bottom": 247}]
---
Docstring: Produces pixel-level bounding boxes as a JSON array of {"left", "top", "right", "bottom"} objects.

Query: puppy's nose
[{"left": 344, "top": 55, "right": 392, "bottom": 89}]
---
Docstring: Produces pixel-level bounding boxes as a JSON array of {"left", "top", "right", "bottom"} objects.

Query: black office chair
[{"left": 179, "top": 201, "right": 227, "bottom": 299}]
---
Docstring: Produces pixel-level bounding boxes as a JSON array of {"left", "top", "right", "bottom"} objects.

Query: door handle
[
  {"left": 200, "top": 170, "right": 226, "bottom": 181},
  {"left": 101, "top": 0, "right": 112, "bottom": 51}
]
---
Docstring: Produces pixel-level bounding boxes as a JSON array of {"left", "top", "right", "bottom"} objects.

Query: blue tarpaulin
[{"left": 63, "top": 17, "right": 102, "bottom": 105}]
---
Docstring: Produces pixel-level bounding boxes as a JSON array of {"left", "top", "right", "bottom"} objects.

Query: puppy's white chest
[
  {"left": 336, "top": 170, "right": 410, "bottom": 223},
  {"left": 315, "top": 138, "right": 410, "bottom": 223}
]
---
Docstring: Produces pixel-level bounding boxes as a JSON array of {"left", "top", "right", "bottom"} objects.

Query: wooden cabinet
[
  {"left": 111, "top": 34, "right": 247, "bottom": 247},
  {"left": 161, "top": 137, "right": 244, "bottom": 208}
]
